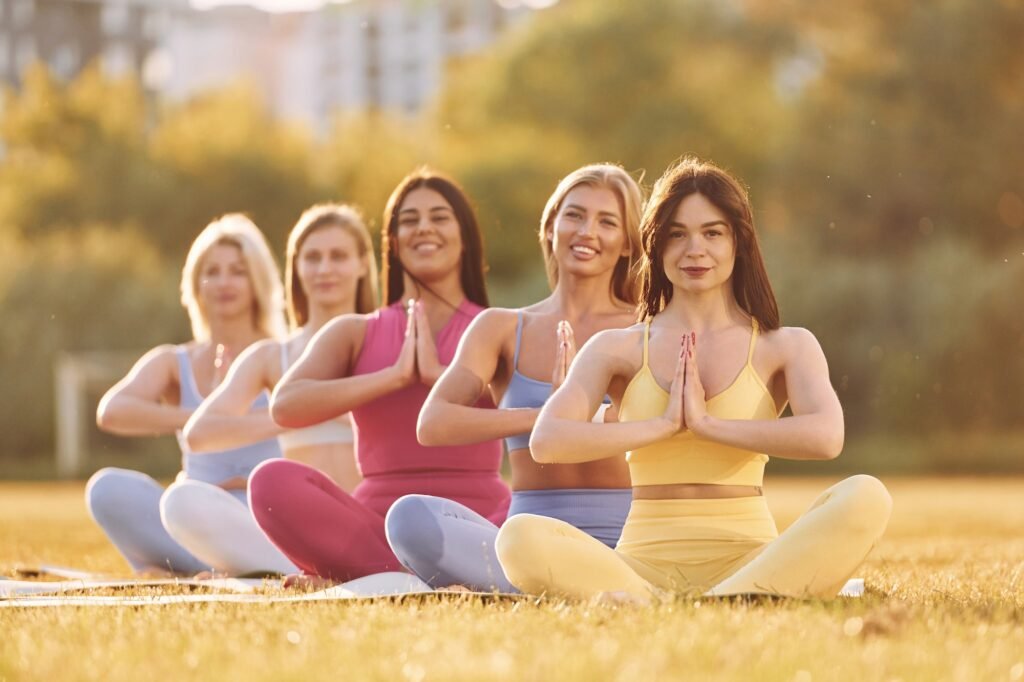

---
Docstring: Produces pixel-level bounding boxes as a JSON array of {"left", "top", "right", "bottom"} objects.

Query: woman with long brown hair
[
  {"left": 385, "top": 163, "right": 644, "bottom": 591},
  {"left": 248, "top": 168, "right": 506, "bottom": 582},
  {"left": 496, "top": 157, "right": 892, "bottom": 602}
]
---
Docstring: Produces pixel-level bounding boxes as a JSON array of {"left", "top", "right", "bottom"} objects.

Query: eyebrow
[
  {"left": 668, "top": 220, "right": 730, "bottom": 229},
  {"left": 399, "top": 206, "right": 452, "bottom": 215},
  {"left": 564, "top": 203, "right": 621, "bottom": 219}
]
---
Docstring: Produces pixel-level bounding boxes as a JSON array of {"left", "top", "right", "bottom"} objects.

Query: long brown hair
[
  {"left": 285, "top": 204, "right": 379, "bottom": 329},
  {"left": 637, "top": 157, "right": 780, "bottom": 329},
  {"left": 380, "top": 167, "right": 490, "bottom": 308},
  {"left": 538, "top": 163, "right": 645, "bottom": 304}
]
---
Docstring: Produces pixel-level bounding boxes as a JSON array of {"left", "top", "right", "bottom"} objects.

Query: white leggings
[{"left": 161, "top": 479, "right": 297, "bottom": 576}]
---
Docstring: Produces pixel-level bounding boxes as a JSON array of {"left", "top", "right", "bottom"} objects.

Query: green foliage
[
  {"left": 0, "top": 0, "right": 1022, "bottom": 469},
  {"left": 0, "top": 228, "right": 185, "bottom": 455}
]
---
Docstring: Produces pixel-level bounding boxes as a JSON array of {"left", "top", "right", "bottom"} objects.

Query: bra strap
[
  {"left": 642, "top": 319, "right": 651, "bottom": 367},
  {"left": 747, "top": 318, "right": 760, "bottom": 365},
  {"left": 512, "top": 311, "right": 525, "bottom": 370}
]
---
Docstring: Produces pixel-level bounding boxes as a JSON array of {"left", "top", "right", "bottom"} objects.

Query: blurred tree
[
  {"left": 761, "top": 0, "right": 1024, "bottom": 252},
  {"left": 0, "top": 228, "right": 185, "bottom": 456},
  {"left": 0, "top": 65, "right": 161, "bottom": 241},
  {"left": 149, "top": 85, "right": 325, "bottom": 258},
  {"left": 434, "top": 0, "right": 800, "bottom": 277}
]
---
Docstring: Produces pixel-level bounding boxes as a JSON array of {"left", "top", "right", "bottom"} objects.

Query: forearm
[
  {"left": 184, "top": 412, "right": 284, "bottom": 452},
  {"left": 530, "top": 416, "right": 675, "bottom": 464},
  {"left": 96, "top": 398, "right": 190, "bottom": 436},
  {"left": 419, "top": 363, "right": 449, "bottom": 389},
  {"left": 418, "top": 402, "right": 539, "bottom": 446},
  {"left": 272, "top": 369, "right": 404, "bottom": 428},
  {"left": 693, "top": 414, "right": 844, "bottom": 460}
]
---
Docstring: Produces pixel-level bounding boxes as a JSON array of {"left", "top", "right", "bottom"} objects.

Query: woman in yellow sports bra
[{"left": 495, "top": 157, "right": 892, "bottom": 601}]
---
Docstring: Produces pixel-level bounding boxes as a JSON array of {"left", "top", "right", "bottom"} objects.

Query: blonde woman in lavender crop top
[
  {"left": 249, "top": 168, "right": 507, "bottom": 583},
  {"left": 496, "top": 157, "right": 893, "bottom": 603},
  {"left": 184, "top": 204, "right": 378, "bottom": 491}
]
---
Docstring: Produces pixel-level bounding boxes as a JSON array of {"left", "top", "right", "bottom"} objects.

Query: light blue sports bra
[
  {"left": 499, "top": 312, "right": 553, "bottom": 452},
  {"left": 175, "top": 347, "right": 282, "bottom": 485},
  {"left": 275, "top": 343, "right": 354, "bottom": 449}
]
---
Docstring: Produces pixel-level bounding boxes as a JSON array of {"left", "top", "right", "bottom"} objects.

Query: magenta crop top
[{"left": 349, "top": 300, "right": 503, "bottom": 477}]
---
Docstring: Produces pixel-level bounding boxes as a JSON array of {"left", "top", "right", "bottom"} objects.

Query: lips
[
  {"left": 682, "top": 267, "right": 710, "bottom": 276},
  {"left": 412, "top": 242, "right": 442, "bottom": 253}
]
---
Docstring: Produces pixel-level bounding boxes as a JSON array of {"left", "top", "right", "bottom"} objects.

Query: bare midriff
[
  {"left": 632, "top": 483, "right": 763, "bottom": 500},
  {"left": 508, "top": 450, "right": 631, "bottom": 491}
]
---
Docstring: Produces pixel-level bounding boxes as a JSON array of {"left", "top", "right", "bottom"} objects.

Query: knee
[
  {"left": 85, "top": 468, "right": 140, "bottom": 523},
  {"left": 159, "top": 481, "right": 208, "bottom": 533},
  {"left": 248, "top": 459, "right": 304, "bottom": 506},
  {"left": 837, "top": 475, "right": 893, "bottom": 534},
  {"left": 494, "top": 514, "right": 550, "bottom": 570},
  {"left": 384, "top": 495, "right": 443, "bottom": 560},
  {"left": 247, "top": 458, "right": 315, "bottom": 525}
]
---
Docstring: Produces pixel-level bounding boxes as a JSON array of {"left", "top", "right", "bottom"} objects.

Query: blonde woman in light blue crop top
[
  {"left": 184, "top": 204, "right": 379, "bottom": 492},
  {"left": 495, "top": 157, "right": 892, "bottom": 603}
]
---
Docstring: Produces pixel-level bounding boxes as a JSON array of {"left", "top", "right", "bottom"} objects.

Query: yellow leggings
[{"left": 495, "top": 475, "right": 892, "bottom": 601}]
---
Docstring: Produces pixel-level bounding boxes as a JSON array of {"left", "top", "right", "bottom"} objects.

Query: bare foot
[
  {"left": 282, "top": 574, "right": 337, "bottom": 590},
  {"left": 593, "top": 590, "right": 652, "bottom": 607},
  {"left": 135, "top": 566, "right": 179, "bottom": 579}
]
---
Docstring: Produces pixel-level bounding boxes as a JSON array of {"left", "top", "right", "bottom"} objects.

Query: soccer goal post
[{"left": 54, "top": 351, "right": 138, "bottom": 479}]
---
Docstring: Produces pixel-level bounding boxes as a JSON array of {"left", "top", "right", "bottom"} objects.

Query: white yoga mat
[{"left": 0, "top": 572, "right": 864, "bottom": 607}]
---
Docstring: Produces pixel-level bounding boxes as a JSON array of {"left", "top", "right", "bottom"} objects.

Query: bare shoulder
[
  {"left": 467, "top": 307, "right": 521, "bottom": 335},
  {"left": 316, "top": 312, "right": 371, "bottom": 342},
  {"left": 582, "top": 324, "right": 646, "bottom": 363},
  {"left": 136, "top": 343, "right": 182, "bottom": 372},
  {"left": 236, "top": 337, "right": 281, "bottom": 368},
  {"left": 761, "top": 326, "right": 825, "bottom": 361}
]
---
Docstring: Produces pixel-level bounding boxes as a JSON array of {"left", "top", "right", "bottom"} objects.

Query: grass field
[{"left": 1, "top": 477, "right": 1022, "bottom": 681}]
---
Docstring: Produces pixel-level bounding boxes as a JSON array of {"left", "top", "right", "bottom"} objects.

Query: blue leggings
[{"left": 384, "top": 488, "right": 632, "bottom": 592}]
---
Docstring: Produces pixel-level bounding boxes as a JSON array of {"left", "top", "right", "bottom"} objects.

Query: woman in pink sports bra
[
  {"left": 184, "top": 204, "right": 378, "bottom": 490},
  {"left": 248, "top": 168, "right": 506, "bottom": 582}
]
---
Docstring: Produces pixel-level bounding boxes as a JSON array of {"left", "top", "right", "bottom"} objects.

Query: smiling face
[
  {"left": 394, "top": 187, "right": 464, "bottom": 283},
  {"left": 197, "top": 242, "right": 254, "bottom": 321},
  {"left": 549, "top": 184, "right": 630, "bottom": 283},
  {"left": 660, "top": 192, "right": 736, "bottom": 295},
  {"left": 296, "top": 226, "right": 367, "bottom": 310}
]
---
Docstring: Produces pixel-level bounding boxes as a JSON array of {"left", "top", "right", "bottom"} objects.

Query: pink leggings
[{"left": 248, "top": 459, "right": 510, "bottom": 581}]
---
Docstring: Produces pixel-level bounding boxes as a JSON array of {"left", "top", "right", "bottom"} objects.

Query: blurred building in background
[
  {"left": 0, "top": 0, "right": 535, "bottom": 131},
  {"left": 0, "top": 0, "right": 186, "bottom": 83}
]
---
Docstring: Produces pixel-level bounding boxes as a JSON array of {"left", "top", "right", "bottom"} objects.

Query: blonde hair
[
  {"left": 180, "top": 214, "right": 287, "bottom": 342},
  {"left": 285, "top": 203, "right": 379, "bottom": 329},
  {"left": 538, "top": 163, "right": 645, "bottom": 304}
]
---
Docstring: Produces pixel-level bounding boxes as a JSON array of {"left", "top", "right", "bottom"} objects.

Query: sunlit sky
[{"left": 190, "top": 0, "right": 558, "bottom": 13}]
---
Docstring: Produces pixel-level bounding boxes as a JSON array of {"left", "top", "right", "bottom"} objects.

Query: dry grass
[{"left": 1, "top": 477, "right": 1022, "bottom": 681}]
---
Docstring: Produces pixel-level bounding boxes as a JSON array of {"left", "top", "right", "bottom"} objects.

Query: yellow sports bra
[{"left": 619, "top": 318, "right": 781, "bottom": 487}]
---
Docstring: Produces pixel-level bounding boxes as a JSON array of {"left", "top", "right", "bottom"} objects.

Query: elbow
[
  {"left": 95, "top": 399, "right": 120, "bottom": 433},
  {"left": 817, "top": 432, "right": 844, "bottom": 460},
  {"left": 182, "top": 420, "right": 211, "bottom": 453},
  {"left": 528, "top": 429, "right": 557, "bottom": 464},
  {"left": 416, "top": 411, "right": 438, "bottom": 447},
  {"left": 269, "top": 397, "right": 303, "bottom": 429},
  {"left": 415, "top": 404, "right": 445, "bottom": 446}
]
